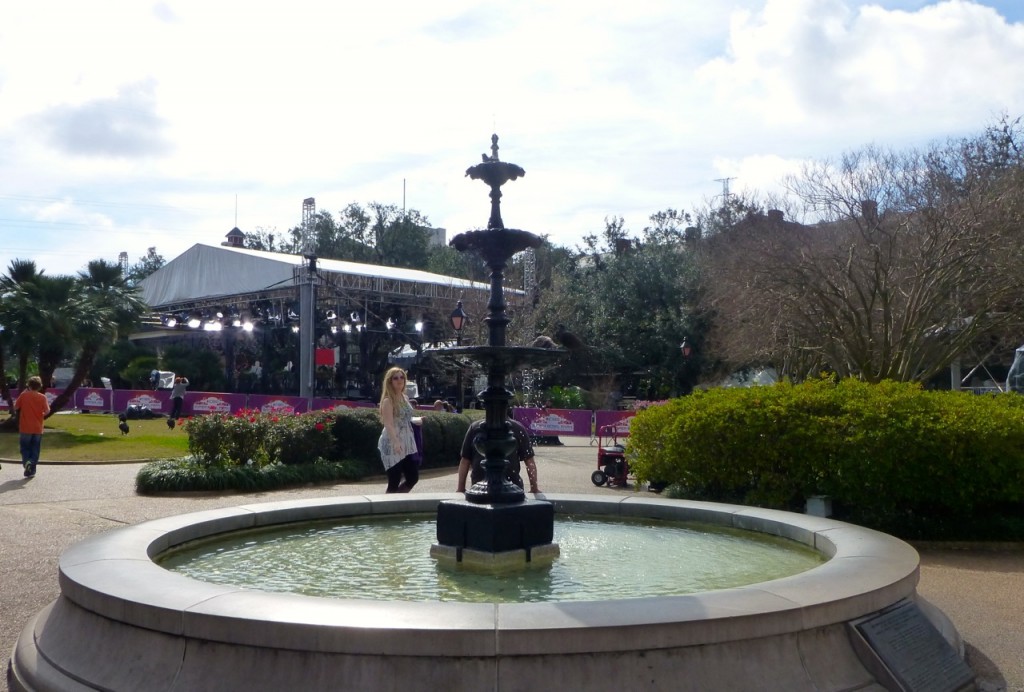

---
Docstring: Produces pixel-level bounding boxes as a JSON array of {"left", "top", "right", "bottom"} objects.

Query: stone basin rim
[{"left": 52, "top": 493, "right": 920, "bottom": 655}]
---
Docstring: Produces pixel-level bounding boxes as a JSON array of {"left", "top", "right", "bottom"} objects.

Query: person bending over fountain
[
  {"left": 456, "top": 411, "right": 541, "bottom": 494},
  {"left": 377, "top": 367, "right": 423, "bottom": 493}
]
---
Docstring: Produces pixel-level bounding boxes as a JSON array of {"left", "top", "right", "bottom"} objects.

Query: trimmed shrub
[
  {"left": 332, "top": 408, "right": 386, "bottom": 464},
  {"left": 136, "top": 406, "right": 474, "bottom": 493},
  {"left": 136, "top": 457, "right": 363, "bottom": 494},
  {"left": 627, "top": 378, "right": 1024, "bottom": 539}
]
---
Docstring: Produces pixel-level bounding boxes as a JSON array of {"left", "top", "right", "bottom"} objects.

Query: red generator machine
[{"left": 591, "top": 424, "right": 628, "bottom": 487}]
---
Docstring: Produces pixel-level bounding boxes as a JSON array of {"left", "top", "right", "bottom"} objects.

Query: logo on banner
[
  {"left": 82, "top": 392, "right": 106, "bottom": 408},
  {"left": 192, "top": 396, "right": 231, "bottom": 414},
  {"left": 128, "top": 394, "right": 163, "bottom": 410},
  {"left": 611, "top": 417, "right": 633, "bottom": 434},
  {"left": 529, "top": 412, "right": 575, "bottom": 433},
  {"left": 260, "top": 399, "right": 296, "bottom": 415}
]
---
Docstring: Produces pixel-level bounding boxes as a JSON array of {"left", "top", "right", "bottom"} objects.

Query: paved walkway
[{"left": 2, "top": 439, "right": 1022, "bottom": 691}]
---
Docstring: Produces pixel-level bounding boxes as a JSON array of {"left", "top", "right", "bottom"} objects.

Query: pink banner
[
  {"left": 594, "top": 410, "right": 636, "bottom": 437},
  {"left": 187, "top": 392, "right": 247, "bottom": 416},
  {"left": 114, "top": 390, "right": 170, "bottom": 413},
  {"left": 75, "top": 388, "right": 113, "bottom": 411},
  {"left": 246, "top": 394, "right": 308, "bottom": 415},
  {"left": 514, "top": 408, "right": 592, "bottom": 437},
  {"left": 65, "top": 388, "right": 375, "bottom": 416},
  {"left": 310, "top": 398, "right": 375, "bottom": 412}
]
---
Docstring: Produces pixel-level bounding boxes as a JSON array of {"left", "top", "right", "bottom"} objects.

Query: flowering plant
[{"left": 184, "top": 409, "right": 336, "bottom": 466}]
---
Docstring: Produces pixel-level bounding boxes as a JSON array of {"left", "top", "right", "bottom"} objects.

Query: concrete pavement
[{"left": 2, "top": 439, "right": 1022, "bottom": 691}]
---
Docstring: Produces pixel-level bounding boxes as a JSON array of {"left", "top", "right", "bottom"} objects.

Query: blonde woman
[{"left": 378, "top": 367, "right": 422, "bottom": 493}]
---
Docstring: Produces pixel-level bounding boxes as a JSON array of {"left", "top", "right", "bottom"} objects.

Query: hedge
[
  {"left": 136, "top": 407, "right": 474, "bottom": 494},
  {"left": 627, "top": 378, "right": 1024, "bottom": 539}
]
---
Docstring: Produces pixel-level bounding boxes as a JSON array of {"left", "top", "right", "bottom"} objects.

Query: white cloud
[
  {"left": 697, "top": 0, "right": 1024, "bottom": 144},
  {"left": 1, "top": 0, "right": 1024, "bottom": 276}
]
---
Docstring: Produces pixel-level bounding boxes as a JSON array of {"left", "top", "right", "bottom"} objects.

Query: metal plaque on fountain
[{"left": 850, "top": 599, "right": 974, "bottom": 691}]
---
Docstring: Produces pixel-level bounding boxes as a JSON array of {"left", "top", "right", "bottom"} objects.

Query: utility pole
[{"left": 299, "top": 198, "right": 317, "bottom": 400}]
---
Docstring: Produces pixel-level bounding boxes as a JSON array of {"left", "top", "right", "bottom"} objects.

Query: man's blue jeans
[{"left": 20, "top": 433, "right": 42, "bottom": 465}]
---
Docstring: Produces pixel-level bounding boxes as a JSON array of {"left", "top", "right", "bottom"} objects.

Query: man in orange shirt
[{"left": 14, "top": 376, "right": 50, "bottom": 479}]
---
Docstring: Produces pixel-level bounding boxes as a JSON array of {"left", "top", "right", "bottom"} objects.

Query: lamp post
[
  {"left": 449, "top": 300, "right": 467, "bottom": 411},
  {"left": 680, "top": 337, "right": 693, "bottom": 395}
]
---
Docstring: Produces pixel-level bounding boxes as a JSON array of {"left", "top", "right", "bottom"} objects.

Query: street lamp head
[{"left": 449, "top": 300, "right": 467, "bottom": 333}]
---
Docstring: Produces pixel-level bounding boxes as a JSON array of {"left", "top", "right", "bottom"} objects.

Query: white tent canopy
[{"left": 139, "top": 243, "right": 494, "bottom": 311}]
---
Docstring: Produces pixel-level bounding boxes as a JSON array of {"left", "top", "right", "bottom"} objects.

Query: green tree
[
  {"left": 0, "top": 260, "right": 46, "bottom": 395},
  {"left": 242, "top": 226, "right": 297, "bottom": 254},
  {"left": 161, "top": 344, "right": 225, "bottom": 391},
  {"left": 92, "top": 339, "right": 153, "bottom": 389},
  {"left": 371, "top": 204, "right": 430, "bottom": 269},
  {"left": 47, "top": 260, "right": 147, "bottom": 413},
  {"left": 537, "top": 211, "right": 704, "bottom": 401},
  {"left": 426, "top": 244, "right": 482, "bottom": 281},
  {"left": 126, "top": 247, "right": 165, "bottom": 285},
  {"left": 261, "top": 203, "right": 434, "bottom": 270}
]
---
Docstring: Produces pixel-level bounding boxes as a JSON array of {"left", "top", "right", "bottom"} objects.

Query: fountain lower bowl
[{"left": 9, "top": 494, "right": 955, "bottom": 691}]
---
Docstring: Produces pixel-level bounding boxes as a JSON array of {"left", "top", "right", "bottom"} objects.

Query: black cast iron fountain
[{"left": 433, "top": 135, "right": 566, "bottom": 563}]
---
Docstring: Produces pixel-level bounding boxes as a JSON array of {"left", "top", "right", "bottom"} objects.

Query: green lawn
[{"left": 0, "top": 413, "right": 190, "bottom": 462}]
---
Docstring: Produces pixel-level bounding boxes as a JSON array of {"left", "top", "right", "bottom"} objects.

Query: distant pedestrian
[
  {"left": 14, "top": 376, "right": 50, "bottom": 478},
  {"left": 170, "top": 376, "right": 189, "bottom": 419}
]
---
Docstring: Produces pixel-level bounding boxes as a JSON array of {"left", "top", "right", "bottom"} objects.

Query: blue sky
[{"left": 2, "top": 0, "right": 1023, "bottom": 276}]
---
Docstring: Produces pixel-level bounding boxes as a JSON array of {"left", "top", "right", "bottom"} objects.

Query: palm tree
[
  {"left": 47, "top": 260, "right": 147, "bottom": 414},
  {"left": 26, "top": 274, "right": 78, "bottom": 389},
  {"left": 0, "top": 260, "right": 45, "bottom": 403}
]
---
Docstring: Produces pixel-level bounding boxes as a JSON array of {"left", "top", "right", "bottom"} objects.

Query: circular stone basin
[
  {"left": 9, "top": 494, "right": 960, "bottom": 691},
  {"left": 157, "top": 515, "right": 824, "bottom": 602}
]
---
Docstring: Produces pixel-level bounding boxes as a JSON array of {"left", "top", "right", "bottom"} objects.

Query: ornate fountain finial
[{"left": 465, "top": 133, "right": 525, "bottom": 230}]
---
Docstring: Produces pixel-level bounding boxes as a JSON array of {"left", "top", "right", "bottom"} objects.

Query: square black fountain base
[{"left": 436, "top": 498, "right": 554, "bottom": 553}]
